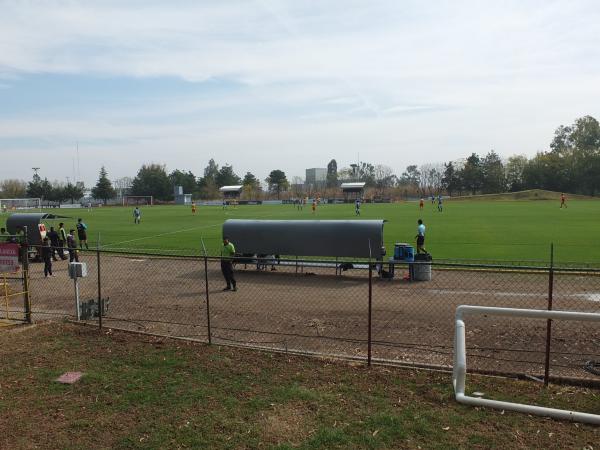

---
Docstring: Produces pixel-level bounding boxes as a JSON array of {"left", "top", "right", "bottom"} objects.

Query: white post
[
  {"left": 74, "top": 277, "right": 80, "bottom": 320},
  {"left": 453, "top": 305, "right": 600, "bottom": 425}
]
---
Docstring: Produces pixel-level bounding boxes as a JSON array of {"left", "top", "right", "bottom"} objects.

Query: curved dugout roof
[
  {"left": 6, "top": 213, "right": 71, "bottom": 244},
  {"left": 222, "top": 219, "right": 386, "bottom": 259}
]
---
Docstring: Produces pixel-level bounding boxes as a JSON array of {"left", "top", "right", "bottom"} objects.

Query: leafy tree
[
  {"left": 26, "top": 172, "right": 43, "bottom": 199},
  {"left": 215, "top": 165, "right": 242, "bottom": 187},
  {"left": 357, "top": 162, "right": 376, "bottom": 187},
  {"left": 505, "top": 155, "right": 528, "bottom": 191},
  {"left": 398, "top": 165, "right": 420, "bottom": 187},
  {"left": 481, "top": 150, "right": 505, "bottom": 193},
  {"left": 131, "top": 164, "right": 172, "bottom": 201},
  {"left": 441, "top": 162, "right": 459, "bottom": 196},
  {"left": 374, "top": 165, "right": 396, "bottom": 195},
  {"left": 0, "top": 179, "right": 27, "bottom": 198},
  {"left": 197, "top": 159, "right": 220, "bottom": 199},
  {"left": 242, "top": 172, "right": 260, "bottom": 189},
  {"left": 168, "top": 169, "right": 197, "bottom": 195},
  {"left": 459, "top": 153, "right": 484, "bottom": 195},
  {"left": 326, "top": 159, "right": 338, "bottom": 188},
  {"left": 92, "top": 166, "right": 117, "bottom": 204},
  {"left": 63, "top": 182, "right": 84, "bottom": 204},
  {"left": 265, "top": 169, "right": 289, "bottom": 199}
]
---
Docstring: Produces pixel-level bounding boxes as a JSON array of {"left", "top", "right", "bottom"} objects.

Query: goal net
[
  {"left": 0, "top": 198, "right": 41, "bottom": 211},
  {"left": 123, "top": 196, "right": 153, "bottom": 206}
]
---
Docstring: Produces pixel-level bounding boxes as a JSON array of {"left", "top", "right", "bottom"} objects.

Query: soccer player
[
  {"left": 355, "top": 198, "right": 361, "bottom": 216},
  {"left": 431, "top": 194, "right": 435, "bottom": 204},
  {"left": 311, "top": 199, "right": 317, "bottom": 214},
  {"left": 437, "top": 194, "right": 443, "bottom": 212},
  {"left": 191, "top": 201, "right": 197, "bottom": 214},
  {"left": 415, "top": 219, "right": 427, "bottom": 254},
  {"left": 221, "top": 237, "right": 237, "bottom": 291},
  {"left": 58, "top": 222, "right": 68, "bottom": 260},
  {"left": 76, "top": 218, "right": 89, "bottom": 250},
  {"left": 67, "top": 229, "right": 79, "bottom": 262},
  {"left": 560, "top": 193, "right": 567, "bottom": 208},
  {"left": 133, "top": 207, "right": 141, "bottom": 224},
  {"left": 419, "top": 198, "right": 424, "bottom": 210}
]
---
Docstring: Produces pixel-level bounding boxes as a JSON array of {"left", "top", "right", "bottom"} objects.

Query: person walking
[
  {"left": 41, "top": 237, "right": 53, "bottom": 277},
  {"left": 560, "top": 193, "right": 567, "bottom": 208},
  {"left": 58, "top": 222, "right": 68, "bottom": 260},
  {"left": 221, "top": 236, "right": 237, "bottom": 291},
  {"left": 47, "top": 226, "right": 60, "bottom": 261},
  {"left": 355, "top": 198, "right": 361, "bottom": 216},
  {"left": 76, "top": 218, "right": 89, "bottom": 250},
  {"left": 67, "top": 229, "right": 79, "bottom": 262},
  {"left": 415, "top": 219, "right": 427, "bottom": 254},
  {"left": 133, "top": 207, "right": 142, "bottom": 224}
]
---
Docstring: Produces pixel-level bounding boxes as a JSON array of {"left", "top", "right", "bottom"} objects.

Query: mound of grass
[{"left": 447, "top": 189, "right": 596, "bottom": 201}]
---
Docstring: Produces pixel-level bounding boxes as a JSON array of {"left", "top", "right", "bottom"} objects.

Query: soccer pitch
[{"left": 2, "top": 199, "right": 599, "bottom": 263}]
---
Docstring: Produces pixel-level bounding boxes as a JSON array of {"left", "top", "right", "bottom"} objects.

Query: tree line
[{"left": 1, "top": 115, "right": 598, "bottom": 202}]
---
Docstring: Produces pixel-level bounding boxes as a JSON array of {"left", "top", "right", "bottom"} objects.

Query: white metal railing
[{"left": 453, "top": 305, "right": 600, "bottom": 425}]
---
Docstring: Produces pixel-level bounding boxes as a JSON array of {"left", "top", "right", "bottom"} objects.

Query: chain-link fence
[{"left": 11, "top": 246, "right": 600, "bottom": 385}]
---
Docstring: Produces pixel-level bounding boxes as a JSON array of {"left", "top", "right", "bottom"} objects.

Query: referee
[
  {"left": 221, "top": 236, "right": 237, "bottom": 292},
  {"left": 415, "top": 219, "right": 427, "bottom": 254}
]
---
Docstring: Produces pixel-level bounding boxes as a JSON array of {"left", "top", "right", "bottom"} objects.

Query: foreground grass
[{"left": 0, "top": 323, "right": 599, "bottom": 449}]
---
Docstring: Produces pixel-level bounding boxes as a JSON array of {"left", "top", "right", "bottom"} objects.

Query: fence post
[
  {"left": 22, "top": 226, "right": 32, "bottom": 323},
  {"left": 201, "top": 239, "right": 212, "bottom": 345},
  {"left": 367, "top": 239, "right": 373, "bottom": 366},
  {"left": 97, "top": 233, "right": 102, "bottom": 330},
  {"left": 544, "top": 243, "right": 554, "bottom": 387},
  {"left": 368, "top": 260, "right": 373, "bottom": 366}
]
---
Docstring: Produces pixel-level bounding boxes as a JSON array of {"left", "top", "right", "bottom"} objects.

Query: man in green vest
[{"left": 221, "top": 237, "right": 237, "bottom": 291}]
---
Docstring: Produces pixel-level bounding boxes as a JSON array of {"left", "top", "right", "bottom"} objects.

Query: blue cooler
[{"left": 394, "top": 243, "right": 415, "bottom": 262}]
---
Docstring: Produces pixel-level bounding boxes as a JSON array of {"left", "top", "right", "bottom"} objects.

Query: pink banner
[{"left": 0, "top": 243, "right": 20, "bottom": 273}]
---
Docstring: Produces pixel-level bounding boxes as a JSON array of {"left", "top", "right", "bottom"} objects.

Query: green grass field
[{"left": 2, "top": 199, "right": 599, "bottom": 263}]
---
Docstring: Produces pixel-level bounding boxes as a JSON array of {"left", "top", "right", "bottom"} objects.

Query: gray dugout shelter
[
  {"left": 222, "top": 219, "right": 386, "bottom": 259},
  {"left": 5, "top": 213, "right": 70, "bottom": 245}
]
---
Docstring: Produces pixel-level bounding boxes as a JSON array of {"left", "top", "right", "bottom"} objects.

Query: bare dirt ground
[{"left": 8, "top": 253, "right": 600, "bottom": 382}]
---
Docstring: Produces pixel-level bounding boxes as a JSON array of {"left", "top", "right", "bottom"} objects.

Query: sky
[{"left": 0, "top": 0, "right": 599, "bottom": 186}]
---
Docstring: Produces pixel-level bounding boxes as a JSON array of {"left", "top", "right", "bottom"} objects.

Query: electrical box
[{"left": 69, "top": 262, "right": 88, "bottom": 279}]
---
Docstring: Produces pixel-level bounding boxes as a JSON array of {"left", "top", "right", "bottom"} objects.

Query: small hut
[{"left": 341, "top": 182, "right": 366, "bottom": 202}]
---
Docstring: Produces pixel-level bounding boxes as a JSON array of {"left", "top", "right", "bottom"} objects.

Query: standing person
[
  {"left": 133, "top": 207, "right": 141, "bottom": 224},
  {"left": 560, "top": 193, "right": 567, "bottom": 208},
  {"left": 67, "top": 229, "right": 79, "bottom": 262},
  {"left": 355, "top": 198, "right": 361, "bottom": 216},
  {"left": 76, "top": 218, "right": 89, "bottom": 250},
  {"left": 58, "top": 222, "right": 68, "bottom": 260},
  {"left": 431, "top": 194, "right": 435, "bottom": 204},
  {"left": 191, "top": 201, "right": 197, "bottom": 214},
  {"left": 437, "top": 194, "right": 443, "bottom": 212},
  {"left": 415, "top": 219, "right": 427, "bottom": 254},
  {"left": 419, "top": 198, "right": 424, "bottom": 210},
  {"left": 220, "top": 237, "right": 237, "bottom": 291},
  {"left": 311, "top": 199, "right": 317, "bottom": 214},
  {"left": 41, "top": 237, "right": 53, "bottom": 277},
  {"left": 47, "top": 226, "right": 60, "bottom": 261}
]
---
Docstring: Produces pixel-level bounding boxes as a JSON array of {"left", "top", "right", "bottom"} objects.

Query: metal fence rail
[{"left": 15, "top": 246, "right": 600, "bottom": 385}]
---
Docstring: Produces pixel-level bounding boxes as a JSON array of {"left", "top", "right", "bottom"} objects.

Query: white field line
[
  {"left": 101, "top": 223, "right": 222, "bottom": 248},
  {"left": 425, "top": 289, "right": 600, "bottom": 302},
  {"left": 100, "top": 209, "right": 295, "bottom": 249}
]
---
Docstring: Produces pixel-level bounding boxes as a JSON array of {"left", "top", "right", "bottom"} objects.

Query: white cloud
[{"left": 0, "top": 0, "right": 599, "bottom": 182}]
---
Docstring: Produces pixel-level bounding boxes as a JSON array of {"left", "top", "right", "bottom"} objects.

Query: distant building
[
  {"left": 174, "top": 186, "right": 192, "bottom": 205},
  {"left": 305, "top": 168, "right": 327, "bottom": 190}
]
